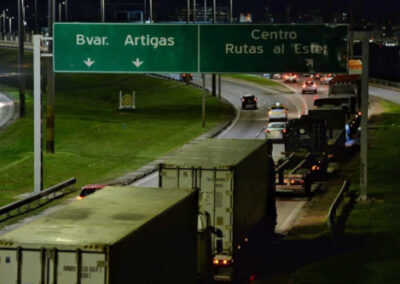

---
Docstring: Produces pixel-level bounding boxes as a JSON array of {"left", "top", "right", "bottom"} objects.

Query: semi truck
[
  {"left": 158, "top": 139, "right": 276, "bottom": 281},
  {"left": 277, "top": 116, "right": 328, "bottom": 195},
  {"left": 0, "top": 187, "right": 198, "bottom": 284}
]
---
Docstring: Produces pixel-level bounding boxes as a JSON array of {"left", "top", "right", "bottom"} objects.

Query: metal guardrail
[
  {"left": 0, "top": 177, "right": 76, "bottom": 222},
  {"left": 370, "top": 77, "right": 400, "bottom": 89},
  {"left": 327, "top": 179, "right": 351, "bottom": 239}
]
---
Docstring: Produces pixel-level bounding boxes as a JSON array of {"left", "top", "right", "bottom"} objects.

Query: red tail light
[
  {"left": 254, "top": 97, "right": 257, "bottom": 101},
  {"left": 265, "top": 129, "right": 270, "bottom": 133},
  {"left": 302, "top": 84, "right": 306, "bottom": 87},
  {"left": 213, "top": 257, "right": 233, "bottom": 266},
  {"left": 281, "top": 129, "right": 287, "bottom": 133},
  {"left": 241, "top": 98, "right": 245, "bottom": 102}
]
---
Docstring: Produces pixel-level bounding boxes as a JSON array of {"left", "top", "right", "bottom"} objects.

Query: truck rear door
[
  {"left": 197, "top": 169, "right": 234, "bottom": 255},
  {"left": 0, "top": 248, "right": 106, "bottom": 284}
]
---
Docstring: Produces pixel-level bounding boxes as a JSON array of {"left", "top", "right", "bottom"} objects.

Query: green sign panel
[
  {"left": 54, "top": 23, "right": 198, "bottom": 73},
  {"left": 54, "top": 23, "right": 348, "bottom": 73},
  {"left": 200, "top": 24, "right": 348, "bottom": 73}
]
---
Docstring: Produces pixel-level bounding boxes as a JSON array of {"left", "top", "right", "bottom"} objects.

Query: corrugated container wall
[
  {"left": 0, "top": 187, "right": 198, "bottom": 284},
  {"left": 159, "top": 139, "right": 276, "bottom": 257}
]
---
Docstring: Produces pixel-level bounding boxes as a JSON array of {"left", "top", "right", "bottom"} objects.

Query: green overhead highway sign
[
  {"left": 200, "top": 24, "right": 348, "bottom": 73},
  {"left": 53, "top": 23, "right": 348, "bottom": 73},
  {"left": 53, "top": 23, "right": 199, "bottom": 73}
]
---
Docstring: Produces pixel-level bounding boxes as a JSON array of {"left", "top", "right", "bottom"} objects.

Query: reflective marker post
[{"left": 33, "top": 35, "right": 42, "bottom": 193}]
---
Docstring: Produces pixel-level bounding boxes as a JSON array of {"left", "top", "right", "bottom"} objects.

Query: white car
[
  {"left": 302, "top": 80, "right": 318, "bottom": 94},
  {"left": 268, "top": 103, "right": 288, "bottom": 121},
  {"left": 282, "top": 73, "right": 298, "bottom": 83},
  {"left": 265, "top": 122, "right": 287, "bottom": 141}
]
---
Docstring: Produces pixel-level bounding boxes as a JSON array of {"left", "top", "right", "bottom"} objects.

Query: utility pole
[
  {"left": 18, "top": 0, "right": 26, "bottom": 117},
  {"left": 46, "top": 0, "right": 56, "bottom": 153},
  {"left": 211, "top": 0, "right": 216, "bottom": 96}
]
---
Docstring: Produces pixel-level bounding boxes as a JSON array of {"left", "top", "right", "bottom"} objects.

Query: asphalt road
[{"left": 0, "top": 93, "right": 14, "bottom": 129}]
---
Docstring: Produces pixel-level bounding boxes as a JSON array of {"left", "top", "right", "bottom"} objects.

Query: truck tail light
[
  {"left": 213, "top": 257, "right": 233, "bottom": 266},
  {"left": 281, "top": 129, "right": 286, "bottom": 133}
]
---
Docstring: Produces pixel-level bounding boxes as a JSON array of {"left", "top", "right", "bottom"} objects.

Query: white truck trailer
[
  {"left": 158, "top": 139, "right": 276, "bottom": 281},
  {"left": 0, "top": 187, "right": 198, "bottom": 284}
]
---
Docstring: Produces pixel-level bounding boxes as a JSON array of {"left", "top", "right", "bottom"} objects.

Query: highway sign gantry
[{"left": 53, "top": 23, "right": 348, "bottom": 73}]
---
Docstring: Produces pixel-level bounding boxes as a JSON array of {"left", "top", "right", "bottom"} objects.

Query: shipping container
[
  {"left": 158, "top": 138, "right": 276, "bottom": 278},
  {"left": 0, "top": 187, "right": 198, "bottom": 284}
]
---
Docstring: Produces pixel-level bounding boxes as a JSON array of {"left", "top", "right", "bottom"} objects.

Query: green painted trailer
[
  {"left": 0, "top": 187, "right": 198, "bottom": 284},
  {"left": 158, "top": 139, "right": 276, "bottom": 281}
]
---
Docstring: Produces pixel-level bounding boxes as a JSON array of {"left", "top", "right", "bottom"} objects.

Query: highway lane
[
  {"left": 133, "top": 74, "right": 313, "bottom": 234},
  {"left": 369, "top": 85, "right": 400, "bottom": 104},
  {"left": 0, "top": 93, "right": 14, "bottom": 129}
]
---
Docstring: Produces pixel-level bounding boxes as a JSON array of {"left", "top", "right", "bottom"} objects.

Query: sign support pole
[
  {"left": 359, "top": 32, "right": 369, "bottom": 201},
  {"left": 202, "top": 74, "right": 206, "bottom": 127},
  {"left": 33, "top": 35, "right": 42, "bottom": 194}
]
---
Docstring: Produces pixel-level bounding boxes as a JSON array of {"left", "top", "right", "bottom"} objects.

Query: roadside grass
[
  {"left": 258, "top": 99, "right": 400, "bottom": 283},
  {"left": 0, "top": 49, "right": 233, "bottom": 207},
  {"left": 223, "top": 74, "right": 294, "bottom": 93}
]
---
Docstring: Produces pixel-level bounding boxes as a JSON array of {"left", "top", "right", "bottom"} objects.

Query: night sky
[{"left": 0, "top": 0, "right": 399, "bottom": 29}]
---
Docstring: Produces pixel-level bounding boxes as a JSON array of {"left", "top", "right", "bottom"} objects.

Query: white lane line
[{"left": 275, "top": 201, "right": 307, "bottom": 234}]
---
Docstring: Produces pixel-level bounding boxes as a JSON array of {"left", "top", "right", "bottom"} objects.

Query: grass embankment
[
  {"left": 224, "top": 74, "right": 294, "bottom": 94},
  {"left": 257, "top": 99, "right": 400, "bottom": 283},
  {"left": 0, "top": 48, "right": 233, "bottom": 206}
]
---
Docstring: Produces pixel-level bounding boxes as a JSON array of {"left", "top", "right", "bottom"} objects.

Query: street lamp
[
  {"left": 8, "top": 16, "right": 15, "bottom": 39},
  {"left": 58, "top": 1, "right": 66, "bottom": 22},
  {"left": 1, "top": 9, "right": 9, "bottom": 39}
]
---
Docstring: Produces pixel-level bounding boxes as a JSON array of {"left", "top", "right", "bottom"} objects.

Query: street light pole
[
  {"left": 359, "top": 32, "right": 370, "bottom": 201},
  {"left": 193, "top": 0, "right": 196, "bottom": 22},
  {"left": 18, "top": 0, "right": 26, "bottom": 117},
  {"left": 34, "top": 0, "right": 38, "bottom": 33},
  {"left": 211, "top": 0, "right": 216, "bottom": 97},
  {"left": 101, "top": 0, "right": 105, "bottom": 22},
  {"left": 187, "top": 0, "right": 190, "bottom": 23},
  {"left": 149, "top": 0, "right": 152, "bottom": 22},
  {"left": 9, "top": 17, "right": 13, "bottom": 39},
  {"left": 46, "top": 0, "right": 56, "bottom": 154},
  {"left": 203, "top": 0, "right": 206, "bottom": 22},
  {"left": 230, "top": 0, "right": 233, "bottom": 22},
  {"left": 58, "top": 2, "right": 62, "bottom": 22},
  {"left": 65, "top": 0, "right": 68, "bottom": 21}
]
